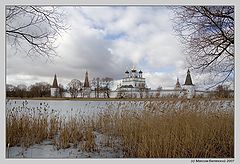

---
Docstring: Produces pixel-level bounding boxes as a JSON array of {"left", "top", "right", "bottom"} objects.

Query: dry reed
[
  {"left": 95, "top": 99, "right": 234, "bottom": 158},
  {"left": 6, "top": 99, "right": 234, "bottom": 158}
]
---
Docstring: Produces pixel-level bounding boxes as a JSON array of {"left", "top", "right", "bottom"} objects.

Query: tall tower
[
  {"left": 84, "top": 71, "right": 90, "bottom": 88},
  {"left": 184, "top": 69, "right": 193, "bottom": 85},
  {"left": 51, "top": 74, "right": 60, "bottom": 97},
  {"left": 183, "top": 69, "right": 195, "bottom": 99},
  {"left": 174, "top": 78, "right": 181, "bottom": 90},
  {"left": 83, "top": 71, "right": 91, "bottom": 98}
]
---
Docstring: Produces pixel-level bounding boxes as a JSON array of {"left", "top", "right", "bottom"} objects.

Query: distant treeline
[
  {"left": 6, "top": 82, "right": 65, "bottom": 98},
  {"left": 209, "top": 85, "right": 234, "bottom": 99}
]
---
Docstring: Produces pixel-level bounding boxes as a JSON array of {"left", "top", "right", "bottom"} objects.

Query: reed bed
[
  {"left": 95, "top": 99, "right": 234, "bottom": 158},
  {"left": 6, "top": 99, "right": 234, "bottom": 158},
  {"left": 6, "top": 103, "right": 97, "bottom": 152},
  {"left": 6, "top": 109, "right": 49, "bottom": 147}
]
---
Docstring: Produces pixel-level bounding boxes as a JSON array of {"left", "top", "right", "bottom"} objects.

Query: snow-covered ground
[{"left": 7, "top": 132, "right": 124, "bottom": 158}]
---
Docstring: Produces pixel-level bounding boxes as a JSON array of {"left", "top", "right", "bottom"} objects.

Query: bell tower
[
  {"left": 83, "top": 71, "right": 91, "bottom": 98},
  {"left": 51, "top": 74, "right": 60, "bottom": 97},
  {"left": 183, "top": 69, "right": 195, "bottom": 99}
]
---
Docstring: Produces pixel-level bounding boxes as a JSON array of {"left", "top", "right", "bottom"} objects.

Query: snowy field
[
  {"left": 6, "top": 99, "right": 234, "bottom": 158},
  {"left": 6, "top": 99, "right": 144, "bottom": 119},
  {"left": 7, "top": 132, "right": 124, "bottom": 158}
]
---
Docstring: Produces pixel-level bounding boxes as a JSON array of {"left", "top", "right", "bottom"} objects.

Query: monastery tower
[
  {"left": 83, "top": 71, "right": 91, "bottom": 98},
  {"left": 51, "top": 74, "right": 60, "bottom": 97},
  {"left": 183, "top": 69, "right": 195, "bottom": 99}
]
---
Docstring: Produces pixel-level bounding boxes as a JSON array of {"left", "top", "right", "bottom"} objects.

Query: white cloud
[{"left": 6, "top": 6, "right": 209, "bottom": 90}]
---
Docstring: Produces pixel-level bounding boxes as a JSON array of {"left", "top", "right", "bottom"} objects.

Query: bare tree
[
  {"left": 6, "top": 6, "right": 68, "bottom": 58},
  {"left": 58, "top": 83, "right": 65, "bottom": 98},
  {"left": 28, "top": 82, "right": 51, "bottom": 97},
  {"left": 91, "top": 77, "right": 113, "bottom": 98},
  {"left": 15, "top": 84, "right": 27, "bottom": 98},
  {"left": 172, "top": 6, "right": 234, "bottom": 87},
  {"left": 6, "top": 84, "right": 17, "bottom": 97},
  {"left": 67, "top": 79, "right": 82, "bottom": 98},
  {"left": 100, "top": 77, "right": 113, "bottom": 98},
  {"left": 157, "top": 86, "right": 162, "bottom": 91},
  {"left": 214, "top": 85, "right": 233, "bottom": 98},
  {"left": 91, "top": 77, "right": 100, "bottom": 98},
  {"left": 39, "top": 82, "right": 51, "bottom": 97}
]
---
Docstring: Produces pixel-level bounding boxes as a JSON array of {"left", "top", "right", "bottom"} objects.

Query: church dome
[{"left": 131, "top": 69, "right": 136, "bottom": 72}]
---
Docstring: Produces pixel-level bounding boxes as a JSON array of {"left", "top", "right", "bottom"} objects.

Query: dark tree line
[
  {"left": 6, "top": 82, "right": 65, "bottom": 98},
  {"left": 6, "top": 77, "right": 114, "bottom": 99},
  {"left": 211, "top": 85, "right": 233, "bottom": 98}
]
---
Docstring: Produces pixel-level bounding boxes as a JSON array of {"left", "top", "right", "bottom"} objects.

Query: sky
[{"left": 6, "top": 6, "right": 216, "bottom": 90}]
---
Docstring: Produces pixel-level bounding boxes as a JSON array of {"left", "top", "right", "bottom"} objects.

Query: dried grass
[
  {"left": 6, "top": 99, "right": 234, "bottom": 158},
  {"left": 95, "top": 99, "right": 234, "bottom": 158}
]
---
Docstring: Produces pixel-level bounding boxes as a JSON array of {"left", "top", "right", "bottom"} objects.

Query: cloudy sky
[{"left": 6, "top": 6, "right": 210, "bottom": 90}]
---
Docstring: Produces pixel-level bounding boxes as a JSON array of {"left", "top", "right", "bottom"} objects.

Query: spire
[
  {"left": 52, "top": 74, "right": 58, "bottom": 88},
  {"left": 176, "top": 78, "right": 180, "bottom": 86},
  {"left": 175, "top": 77, "right": 181, "bottom": 89},
  {"left": 184, "top": 69, "right": 193, "bottom": 85},
  {"left": 84, "top": 71, "right": 90, "bottom": 88}
]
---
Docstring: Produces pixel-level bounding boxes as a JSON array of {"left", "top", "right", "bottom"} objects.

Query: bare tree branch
[
  {"left": 172, "top": 6, "right": 234, "bottom": 86},
  {"left": 6, "top": 5, "right": 69, "bottom": 58}
]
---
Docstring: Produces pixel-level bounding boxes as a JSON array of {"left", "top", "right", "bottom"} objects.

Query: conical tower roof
[
  {"left": 176, "top": 78, "right": 181, "bottom": 87},
  {"left": 174, "top": 77, "right": 181, "bottom": 90},
  {"left": 184, "top": 69, "right": 193, "bottom": 85},
  {"left": 84, "top": 71, "right": 90, "bottom": 88},
  {"left": 52, "top": 74, "right": 58, "bottom": 88}
]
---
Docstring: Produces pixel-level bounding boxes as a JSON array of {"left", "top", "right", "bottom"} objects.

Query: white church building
[
  {"left": 115, "top": 67, "right": 148, "bottom": 98},
  {"left": 115, "top": 67, "right": 196, "bottom": 99},
  {"left": 50, "top": 67, "right": 208, "bottom": 99}
]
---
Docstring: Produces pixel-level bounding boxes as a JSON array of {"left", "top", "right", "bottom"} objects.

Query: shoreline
[{"left": 6, "top": 97, "right": 234, "bottom": 101}]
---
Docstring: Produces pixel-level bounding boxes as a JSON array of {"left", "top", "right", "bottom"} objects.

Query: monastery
[{"left": 50, "top": 67, "right": 208, "bottom": 99}]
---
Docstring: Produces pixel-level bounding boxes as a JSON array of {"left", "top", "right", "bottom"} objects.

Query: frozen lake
[
  {"left": 6, "top": 99, "right": 145, "bottom": 119},
  {"left": 6, "top": 99, "right": 234, "bottom": 119}
]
